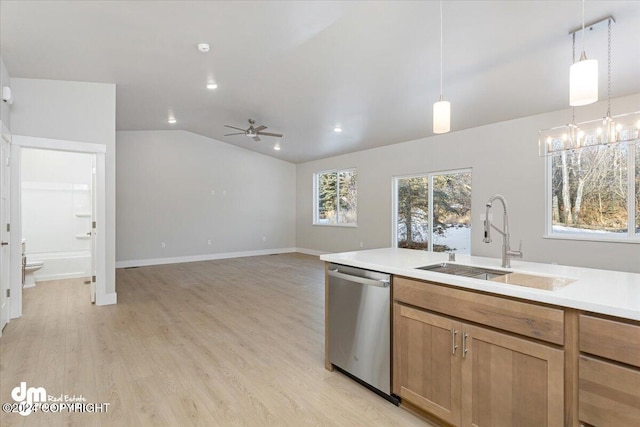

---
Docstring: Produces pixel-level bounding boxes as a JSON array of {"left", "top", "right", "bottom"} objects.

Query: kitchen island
[{"left": 321, "top": 248, "right": 640, "bottom": 427}]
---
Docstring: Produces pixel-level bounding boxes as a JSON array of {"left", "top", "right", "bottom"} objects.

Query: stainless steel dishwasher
[{"left": 328, "top": 263, "right": 397, "bottom": 404}]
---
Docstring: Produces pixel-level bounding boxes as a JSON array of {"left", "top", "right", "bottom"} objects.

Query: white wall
[
  {"left": 0, "top": 57, "right": 10, "bottom": 128},
  {"left": 10, "top": 78, "right": 116, "bottom": 294},
  {"left": 22, "top": 148, "right": 93, "bottom": 280},
  {"left": 296, "top": 93, "right": 640, "bottom": 273},
  {"left": 116, "top": 130, "right": 296, "bottom": 264}
]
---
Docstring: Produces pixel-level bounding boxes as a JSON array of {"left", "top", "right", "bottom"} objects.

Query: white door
[
  {"left": 89, "top": 155, "right": 96, "bottom": 303},
  {"left": 0, "top": 134, "right": 11, "bottom": 332}
]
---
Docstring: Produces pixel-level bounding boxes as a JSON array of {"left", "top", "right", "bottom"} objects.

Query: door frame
[
  {"left": 10, "top": 135, "right": 107, "bottom": 319},
  {"left": 0, "top": 122, "right": 11, "bottom": 333}
]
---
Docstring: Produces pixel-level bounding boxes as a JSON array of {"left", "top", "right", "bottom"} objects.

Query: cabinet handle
[
  {"left": 462, "top": 333, "right": 468, "bottom": 359},
  {"left": 451, "top": 329, "right": 458, "bottom": 355}
]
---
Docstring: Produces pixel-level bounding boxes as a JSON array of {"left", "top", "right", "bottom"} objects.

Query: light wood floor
[{"left": 0, "top": 253, "right": 431, "bottom": 426}]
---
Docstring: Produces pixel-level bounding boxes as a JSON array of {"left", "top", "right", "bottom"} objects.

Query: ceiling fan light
[
  {"left": 433, "top": 99, "right": 450, "bottom": 134},
  {"left": 569, "top": 55, "right": 598, "bottom": 106}
]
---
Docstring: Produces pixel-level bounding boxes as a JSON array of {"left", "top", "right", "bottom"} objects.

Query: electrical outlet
[
  {"left": 223, "top": 190, "right": 227, "bottom": 196},
  {"left": 359, "top": 241, "right": 364, "bottom": 248},
  {"left": 161, "top": 242, "right": 166, "bottom": 248},
  {"left": 211, "top": 190, "right": 215, "bottom": 196},
  {"left": 262, "top": 236, "right": 267, "bottom": 242},
  {"left": 207, "top": 240, "right": 211, "bottom": 246}
]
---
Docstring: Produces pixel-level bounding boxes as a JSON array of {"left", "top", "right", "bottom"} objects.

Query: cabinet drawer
[
  {"left": 579, "top": 314, "right": 640, "bottom": 368},
  {"left": 579, "top": 355, "right": 640, "bottom": 427},
  {"left": 394, "top": 276, "right": 564, "bottom": 345}
]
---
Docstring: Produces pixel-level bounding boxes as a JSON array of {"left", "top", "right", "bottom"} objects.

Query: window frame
[
  {"left": 391, "top": 168, "right": 472, "bottom": 251},
  {"left": 543, "top": 142, "right": 639, "bottom": 243},
  {"left": 312, "top": 168, "right": 358, "bottom": 227}
]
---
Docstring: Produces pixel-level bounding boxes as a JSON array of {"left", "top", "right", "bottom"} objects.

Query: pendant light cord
[
  {"left": 439, "top": 0, "right": 443, "bottom": 99},
  {"left": 607, "top": 17, "right": 611, "bottom": 118},
  {"left": 572, "top": 32, "right": 576, "bottom": 124},
  {"left": 581, "top": 0, "right": 586, "bottom": 53}
]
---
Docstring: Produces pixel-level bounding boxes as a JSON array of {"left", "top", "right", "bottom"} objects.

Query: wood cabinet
[
  {"left": 578, "top": 314, "right": 640, "bottom": 426},
  {"left": 321, "top": 259, "right": 640, "bottom": 427},
  {"left": 460, "top": 323, "right": 564, "bottom": 427},
  {"left": 394, "top": 304, "right": 462, "bottom": 425},
  {"left": 393, "top": 277, "right": 565, "bottom": 427}
]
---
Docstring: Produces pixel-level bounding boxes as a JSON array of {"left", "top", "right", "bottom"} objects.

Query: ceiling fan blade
[
  {"left": 254, "top": 125, "right": 267, "bottom": 132},
  {"left": 224, "top": 132, "right": 245, "bottom": 136},
  {"left": 257, "top": 132, "right": 283, "bottom": 138},
  {"left": 253, "top": 136, "right": 261, "bottom": 142},
  {"left": 224, "top": 125, "right": 247, "bottom": 131}
]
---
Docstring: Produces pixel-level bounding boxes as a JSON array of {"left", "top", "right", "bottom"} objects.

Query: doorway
[
  {"left": 10, "top": 135, "right": 107, "bottom": 319},
  {"left": 21, "top": 148, "right": 96, "bottom": 300}
]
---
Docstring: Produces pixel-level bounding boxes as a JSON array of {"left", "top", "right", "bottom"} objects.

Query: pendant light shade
[
  {"left": 570, "top": 53, "right": 598, "bottom": 106},
  {"left": 569, "top": 0, "right": 598, "bottom": 107},
  {"left": 433, "top": 0, "right": 451, "bottom": 134},
  {"left": 433, "top": 98, "right": 450, "bottom": 134}
]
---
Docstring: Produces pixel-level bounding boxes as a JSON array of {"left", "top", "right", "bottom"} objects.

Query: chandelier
[{"left": 539, "top": 16, "right": 640, "bottom": 156}]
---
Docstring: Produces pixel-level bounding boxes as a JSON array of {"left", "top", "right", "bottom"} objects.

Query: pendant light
[
  {"left": 569, "top": 0, "right": 598, "bottom": 106},
  {"left": 539, "top": 16, "right": 640, "bottom": 157},
  {"left": 433, "top": 0, "right": 450, "bottom": 134}
]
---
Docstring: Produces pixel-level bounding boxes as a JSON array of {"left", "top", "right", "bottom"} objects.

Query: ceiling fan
[{"left": 224, "top": 119, "right": 283, "bottom": 142}]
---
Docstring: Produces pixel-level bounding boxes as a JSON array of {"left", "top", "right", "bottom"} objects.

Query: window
[
  {"left": 547, "top": 143, "right": 639, "bottom": 240},
  {"left": 314, "top": 169, "right": 357, "bottom": 226},
  {"left": 394, "top": 169, "right": 472, "bottom": 254}
]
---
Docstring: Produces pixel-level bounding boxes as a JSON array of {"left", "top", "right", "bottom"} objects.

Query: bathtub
[{"left": 27, "top": 251, "right": 92, "bottom": 282}]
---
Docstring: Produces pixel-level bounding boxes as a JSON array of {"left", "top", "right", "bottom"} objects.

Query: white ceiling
[{"left": 1, "top": 1, "right": 639, "bottom": 163}]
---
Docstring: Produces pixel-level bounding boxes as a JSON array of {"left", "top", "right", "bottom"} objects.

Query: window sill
[
  {"left": 312, "top": 223, "right": 358, "bottom": 228},
  {"left": 543, "top": 234, "right": 640, "bottom": 244}
]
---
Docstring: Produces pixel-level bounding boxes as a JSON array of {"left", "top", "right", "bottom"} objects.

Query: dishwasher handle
[{"left": 329, "top": 269, "right": 390, "bottom": 288}]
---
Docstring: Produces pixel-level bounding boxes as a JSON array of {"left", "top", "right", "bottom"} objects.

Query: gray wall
[
  {"left": 116, "top": 130, "right": 296, "bottom": 263},
  {"left": 296, "top": 93, "right": 640, "bottom": 273},
  {"left": 0, "top": 57, "right": 10, "bottom": 128},
  {"left": 10, "top": 78, "right": 117, "bottom": 293}
]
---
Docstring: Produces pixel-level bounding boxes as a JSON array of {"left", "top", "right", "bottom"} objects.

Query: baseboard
[
  {"left": 115, "top": 247, "right": 298, "bottom": 268},
  {"left": 34, "top": 272, "right": 88, "bottom": 282},
  {"left": 97, "top": 292, "right": 117, "bottom": 306},
  {"left": 295, "top": 248, "right": 329, "bottom": 256}
]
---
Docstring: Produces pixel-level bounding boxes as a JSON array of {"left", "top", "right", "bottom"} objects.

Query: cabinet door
[
  {"left": 460, "top": 324, "right": 564, "bottom": 427},
  {"left": 394, "top": 303, "right": 462, "bottom": 426},
  {"left": 579, "top": 355, "right": 640, "bottom": 427}
]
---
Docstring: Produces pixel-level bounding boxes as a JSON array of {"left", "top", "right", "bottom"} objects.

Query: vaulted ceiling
[{"left": 1, "top": 1, "right": 639, "bottom": 163}]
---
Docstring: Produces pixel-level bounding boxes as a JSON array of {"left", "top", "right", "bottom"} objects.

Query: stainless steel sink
[{"left": 416, "top": 263, "right": 511, "bottom": 280}]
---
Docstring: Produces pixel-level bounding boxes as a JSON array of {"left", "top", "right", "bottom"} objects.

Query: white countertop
[{"left": 320, "top": 248, "right": 640, "bottom": 321}]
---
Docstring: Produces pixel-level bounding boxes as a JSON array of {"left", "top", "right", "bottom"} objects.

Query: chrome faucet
[{"left": 483, "top": 194, "right": 523, "bottom": 268}]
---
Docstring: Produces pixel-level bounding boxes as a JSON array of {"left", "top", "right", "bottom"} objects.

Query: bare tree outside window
[{"left": 550, "top": 144, "right": 633, "bottom": 235}]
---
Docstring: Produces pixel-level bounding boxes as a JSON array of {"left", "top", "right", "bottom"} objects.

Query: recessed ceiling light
[
  {"left": 168, "top": 117, "right": 177, "bottom": 124},
  {"left": 206, "top": 82, "right": 218, "bottom": 90},
  {"left": 197, "top": 43, "right": 210, "bottom": 53},
  {"left": 274, "top": 144, "right": 281, "bottom": 151},
  {"left": 334, "top": 126, "right": 342, "bottom": 133}
]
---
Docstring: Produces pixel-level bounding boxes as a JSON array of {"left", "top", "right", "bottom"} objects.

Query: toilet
[
  {"left": 22, "top": 240, "right": 44, "bottom": 288},
  {"left": 24, "top": 260, "right": 44, "bottom": 288}
]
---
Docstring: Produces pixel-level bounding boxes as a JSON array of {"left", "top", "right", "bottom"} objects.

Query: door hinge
[
  {"left": 6, "top": 223, "right": 9, "bottom": 232},
  {"left": 92, "top": 275, "right": 96, "bottom": 283},
  {"left": 6, "top": 289, "right": 9, "bottom": 298},
  {"left": 92, "top": 221, "right": 96, "bottom": 229}
]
